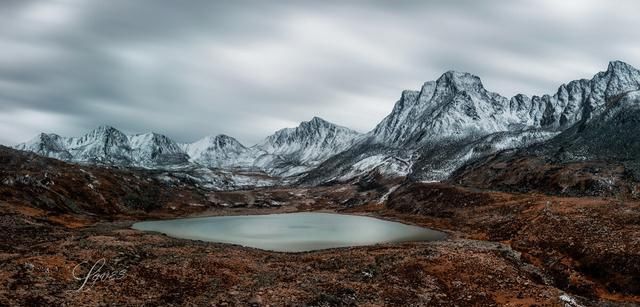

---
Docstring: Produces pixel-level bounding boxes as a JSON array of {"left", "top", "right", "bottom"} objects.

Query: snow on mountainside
[
  {"left": 14, "top": 117, "right": 362, "bottom": 185},
  {"left": 371, "top": 71, "right": 521, "bottom": 147},
  {"left": 253, "top": 117, "right": 363, "bottom": 176},
  {"left": 15, "top": 125, "right": 189, "bottom": 168},
  {"left": 450, "top": 90, "right": 640, "bottom": 195},
  {"left": 178, "top": 117, "right": 362, "bottom": 176},
  {"left": 372, "top": 61, "right": 640, "bottom": 148},
  {"left": 128, "top": 132, "right": 190, "bottom": 166},
  {"left": 15, "top": 133, "right": 72, "bottom": 161},
  {"left": 182, "top": 134, "right": 258, "bottom": 169},
  {"left": 532, "top": 89, "right": 640, "bottom": 175},
  {"left": 300, "top": 61, "right": 640, "bottom": 184},
  {"left": 63, "top": 125, "right": 133, "bottom": 165},
  {"left": 13, "top": 61, "right": 640, "bottom": 188}
]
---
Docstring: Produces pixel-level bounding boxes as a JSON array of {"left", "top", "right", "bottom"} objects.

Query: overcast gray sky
[{"left": 1, "top": 0, "right": 639, "bottom": 146}]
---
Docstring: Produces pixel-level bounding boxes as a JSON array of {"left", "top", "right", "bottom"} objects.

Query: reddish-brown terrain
[
  {"left": 1, "top": 146, "right": 639, "bottom": 306},
  {"left": 450, "top": 150, "right": 640, "bottom": 199}
]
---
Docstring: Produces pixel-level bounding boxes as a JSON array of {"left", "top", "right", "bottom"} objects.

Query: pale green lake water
[{"left": 132, "top": 212, "right": 446, "bottom": 252}]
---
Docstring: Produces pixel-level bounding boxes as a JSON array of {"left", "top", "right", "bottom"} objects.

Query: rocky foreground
[
  {"left": 0, "top": 182, "right": 638, "bottom": 306},
  {"left": 0, "top": 147, "right": 639, "bottom": 306}
]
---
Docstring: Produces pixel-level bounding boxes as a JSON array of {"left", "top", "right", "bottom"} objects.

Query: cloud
[{"left": 1, "top": 0, "right": 639, "bottom": 146}]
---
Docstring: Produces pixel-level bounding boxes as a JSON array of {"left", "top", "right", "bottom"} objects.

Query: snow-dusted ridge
[
  {"left": 299, "top": 60, "right": 640, "bottom": 184},
  {"left": 252, "top": 117, "right": 363, "bottom": 176},
  {"left": 13, "top": 61, "right": 640, "bottom": 188},
  {"left": 15, "top": 117, "right": 363, "bottom": 177},
  {"left": 15, "top": 125, "right": 190, "bottom": 168},
  {"left": 182, "top": 134, "right": 258, "bottom": 169}
]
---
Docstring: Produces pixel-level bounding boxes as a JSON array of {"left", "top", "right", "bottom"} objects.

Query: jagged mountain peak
[
  {"left": 295, "top": 116, "right": 337, "bottom": 128},
  {"left": 77, "top": 125, "right": 128, "bottom": 145},
  {"left": 254, "top": 117, "right": 363, "bottom": 175},
  {"left": 16, "top": 126, "right": 191, "bottom": 167},
  {"left": 371, "top": 69, "right": 510, "bottom": 147},
  {"left": 34, "top": 132, "right": 63, "bottom": 142},
  {"left": 512, "top": 93, "right": 530, "bottom": 100},
  {"left": 305, "top": 116, "right": 351, "bottom": 127},
  {"left": 89, "top": 124, "right": 121, "bottom": 135},
  {"left": 182, "top": 134, "right": 252, "bottom": 168},
  {"left": 593, "top": 60, "right": 639, "bottom": 83},
  {"left": 436, "top": 70, "right": 485, "bottom": 93},
  {"left": 127, "top": 132, "right": 188, "bottom": 166},
  {"left": 265, "top": 117, "right": 359, "bottom": 145},
  {"left": 77, "top": 125, "right": 127, "bottom": 143},
  {"left": 598, "top": 60, "right": 640, "bottom": 98},
  {"left": 128, "top": 131, "right": 179, "bottom": 147},
  {"left": 297, "top": 116, "right": 352, "bottom": 132},
  {"left": 130, "top": 131, "right": 167, "bottom": 140},
  {"left": 307, "top": 116, "right": 329, "bottom": 125},
  {"left": 607, "top": 60, "right": 638, "bottom": 74},
  {"left": 306, "top": 60, "right": 640, "bottom": 184},
  {"left": 215, "top": 134, "right": 239, "bottom": 141},
  {"left": 191, "top": 134, "right": 247, "bottom": 150},
  {"left": 14, "top": 132, "right": 71, "bottom": 160}
]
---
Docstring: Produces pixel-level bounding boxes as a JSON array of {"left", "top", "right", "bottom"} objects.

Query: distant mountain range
[
  {"left": 13, "top": 61, "right": 640, "bottom": 190},
  {"left": 15, "top": 126, "right": 189, "bottom": 167},
  {"left": 15, "top": 117, "right": 362, "bottom": 178}
]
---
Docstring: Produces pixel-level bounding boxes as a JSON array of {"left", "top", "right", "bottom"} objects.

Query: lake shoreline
[{"left": 2, "top": 182, "right": 639, "bottom": 305}]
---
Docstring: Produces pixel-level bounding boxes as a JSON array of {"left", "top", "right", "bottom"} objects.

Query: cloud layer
[{"left": 2, "top": 0, "right": 640, "bottom": 145}]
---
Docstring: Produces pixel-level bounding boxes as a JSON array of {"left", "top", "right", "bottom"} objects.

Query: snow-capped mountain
[
  {"left": 508, "top": 60, "right": 640, "bottom": 130},
  {"left": 450, "top": 89, "right": 640, "bottom": 195},
  {"left": 253, "top": 117, "right": 362, "bottom": 176},
  {"left": 60, "top": 125, "right": 132, "bottom": 165},
  {"left": 15, "top": 125, "right": 189, "bottom": 168},
  {"left": 14, "top": 117, "right": 362, "bottom": 183},
  {"left": 182, "top": 134, "right": 258, "bottom": 169},
  {"left": 176, "top": 117, "right": 362, "bottom": 176},
  {"left": 535, "top": 89, "right": 640, "bottom": 172},
  {"left": 300, "top": 61, "right": 640, "bottom": 184},
  {"left": 14, "top": 133, "right": 73, "bottom": 161},
  {"left": 373, "top": 61, "right": 640, "bottom": 147},
  {"left": 371, "top": 71, "right": 520, "bottom": 147},
  {"left": 13, "top": 61, "right": 640, "bottom": 188},
  {"left": 128, "top": 132, "right": 189, "bottom": 166}
]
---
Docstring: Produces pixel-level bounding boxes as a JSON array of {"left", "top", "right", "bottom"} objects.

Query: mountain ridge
[
  {"left": 299, "top": 60, "right": 640, "bottom": 184},
  {"left": 14, "top": 116, "right": 362, "bottom": 179},
  {"left": 12, "top": 61, "right": 640, "bottom": 189}
]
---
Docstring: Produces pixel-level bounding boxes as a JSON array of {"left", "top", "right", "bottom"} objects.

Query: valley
[{"left": 1, "top": 146, "right": 639, "bottom": 306}]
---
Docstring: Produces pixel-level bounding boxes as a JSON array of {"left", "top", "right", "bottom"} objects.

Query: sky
[{"left": 1, "top": 0, "right": 640, "bottom": 146}]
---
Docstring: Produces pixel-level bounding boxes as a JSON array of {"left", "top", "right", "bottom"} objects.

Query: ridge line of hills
[{"left": 11, "top": 60, "right": 640, "bottom": 191}]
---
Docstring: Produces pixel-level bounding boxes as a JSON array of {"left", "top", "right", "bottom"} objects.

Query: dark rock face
[
  {"left": 449, "top": 90, "right": 640, "bottom": 198},
  {"left": 0, "top": 146, "right": 204, "bottom": 216},
  {"left": 541, "top": 90, "right": 640, "bottom": 177}
]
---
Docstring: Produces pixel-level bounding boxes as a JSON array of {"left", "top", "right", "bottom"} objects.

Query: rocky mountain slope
[
  {"left": 450, "top": 89, "right": 640, "bottom": 198},
  {"left": 0, "top": 145, "right": 205, "bottom": 216},
  {"left": 300, "top": 61, "right": 640, "bottom": 184}
]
